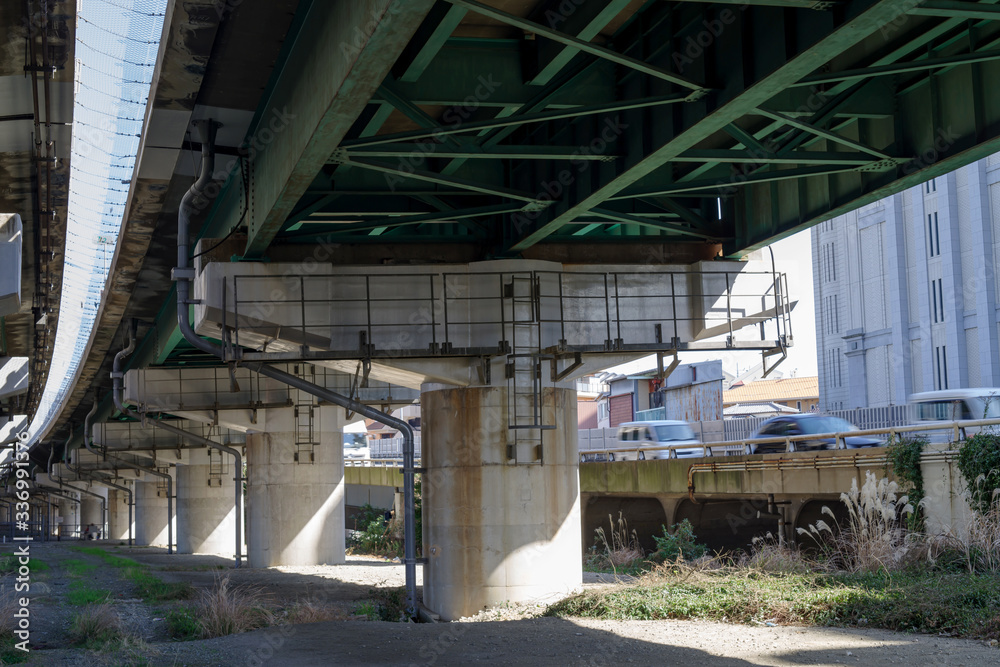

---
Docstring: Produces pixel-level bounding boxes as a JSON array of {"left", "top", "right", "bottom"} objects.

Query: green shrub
[
  {"left": 652, "top": 520, "right": 708, "bottom": 562},
  {"left": 885, "top": 434, "right": 928, "bottom": 529},
  {"left": 958, "top": 432, "right": 1000, "bottom": 515}
]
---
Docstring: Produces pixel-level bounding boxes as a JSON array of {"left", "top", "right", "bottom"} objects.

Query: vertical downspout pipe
[
  {"left": 245, "top": 362, "right": 418, "bottom": 615},
  {"left": 172, "top": 120, "right": 417, "bottom": 613},
  {"left": 111, "top": 328, "right": 242, "bottom": 567},
  {"left": 85, "top": 405, "right": 133, "bottom": 546}
]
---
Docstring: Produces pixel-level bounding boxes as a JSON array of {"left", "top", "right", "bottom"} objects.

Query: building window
[
  {"left": 925, "top": 179, "right": 936, "bottom": 194},
  {"left": 927, "top": 212, "right": 940, "bottom": 257},
  {"left": 931, "top": 278, "right": 944, "bottom": 323},
  {"left": 935, "top": 345, "right": 949, "bottom": 390},
  {"left": 797, "top": 401, "right": 802, "bottom": 411},
  {"left": 823, "top": 243, "right": 837, "bottom": 282}
]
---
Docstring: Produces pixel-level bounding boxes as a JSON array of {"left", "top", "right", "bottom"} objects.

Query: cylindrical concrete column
[
  {"left": 422, "top": 386, "right": 582, "bottom": 621},
  {"left": 135, "top": 479, "right": 173, "bottom": 547},
  {"left": 80, "top": 488, "right": 106, "bottom": 534},
  {"left": 57, "top": 496, "right": 79, "bottom": 539},
  {"left": 246, "top": 405, "right": 344, "bottom": 566},
  {"left": 177, "top": 448, "right": 244, "bottom": 556},
  {"left": 108, "top": 488, "right": 134, "bottom": 542}
]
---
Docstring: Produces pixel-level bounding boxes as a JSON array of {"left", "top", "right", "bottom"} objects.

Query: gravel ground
[{"left": 6, "top": 543, "right": 999, "bottom": 666}]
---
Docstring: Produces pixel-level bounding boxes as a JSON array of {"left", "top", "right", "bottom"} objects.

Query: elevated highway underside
[{"left": 13, "top": 0, "right": 1000, "bottom": 621}]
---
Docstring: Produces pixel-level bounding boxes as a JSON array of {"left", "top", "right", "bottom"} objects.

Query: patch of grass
[
  {"left": 547, "top": 569, "right": 1000, "bottom": 640},
  {"left": 66, "top": 581, "right": 111, "bottom": 606},
  {"left": 63, "top": 558, "right": 98, "bottom": 577},
  {"left": 125, "top": 568, "right": 193, "bottom": 602},
  {"left": 68, "top": 546, "right": 193, "bottom": 601},
  {"left": 165, "top": 607, "right": 202, "bottom": 640},
  {"left": 0, "top": 556, "right": 48, "bottom": 575}
]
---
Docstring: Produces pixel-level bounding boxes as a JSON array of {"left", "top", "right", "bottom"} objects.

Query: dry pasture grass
[{"left": 198, "top": 574, "right": 273, "bottom": 638}]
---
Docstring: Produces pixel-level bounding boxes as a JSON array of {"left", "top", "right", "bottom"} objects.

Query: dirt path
[{"left": 7, "top": 543, "right": 999, "bottom": 666}]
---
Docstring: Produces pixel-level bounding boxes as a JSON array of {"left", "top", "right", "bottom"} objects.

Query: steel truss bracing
[{"left": 187, "top": 0, "right": 1000, "bottom": 261}]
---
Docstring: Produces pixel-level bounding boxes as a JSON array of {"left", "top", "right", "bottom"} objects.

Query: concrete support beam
[
  {"left": 79, "top": 488, "right": 106, "bottom": 535},
  {"left": 421, "top": 385, "right": 581, "bottom": 620},
  {"left": 245, "top": 406, "right": 345, "bottom": 566}
]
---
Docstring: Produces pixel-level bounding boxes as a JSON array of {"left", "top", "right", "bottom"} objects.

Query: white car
[
  {"left": 343, "top": 443, "right": 370, "bottom": 460},
  {"left": 610, "top": 420, "right": 706, "bottom": 460},
  {"left": 909, "top": 388, "right": 1000, "bottom": 443}
]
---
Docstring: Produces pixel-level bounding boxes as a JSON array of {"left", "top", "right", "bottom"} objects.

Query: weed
[
  {"left": 588, "top": 512, "right": 645, "bottom": 574},
  {"left": 282, "top": 600, "right": 347, "bottom": 624},
  {"left": 547, "top": 569, "right": 1000, "bottom": 640},
  {"left": 798, "top": 472, "right": 920, "bottom": 573},
  {"left": 742, "top": 534, "right": 819, "bottom": 574},
  {"left": 197, "top": 575, "right": 272, "bottom": 638},
  {"left": 0, "top": 595, "right": 28, "bottom": 664},
  {"left": 885, "top": 434, "right": 928, "bottom": 530},
  {"left": 354, "top": 601, "right": 378, "bottom": 620},
  {"left": 957, "top": 432, "right": 1000, "bottom": 515},
  {"left": 69, "top": 604, "right": 126, "bottom": 649},
  {"left": 166, "top": 607, "right": 202, "bottom": 640},
  {"left": 359, "top": 587, "right": 410, "bottom": 622}
]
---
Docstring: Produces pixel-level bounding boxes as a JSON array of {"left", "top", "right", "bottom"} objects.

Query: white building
[{"left": 812, "top": 155, "right": 1000, "bottom": 410}]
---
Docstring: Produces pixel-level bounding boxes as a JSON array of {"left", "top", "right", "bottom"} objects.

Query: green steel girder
[
  {"left": 234, "top": 0, "right": 437, "bottom": 257},
  {"left": 504, "top": 0, "right": 918, "bottom": 252},
  {"left": 186, "top": 0, "right": 1000, "bottom": 260}
]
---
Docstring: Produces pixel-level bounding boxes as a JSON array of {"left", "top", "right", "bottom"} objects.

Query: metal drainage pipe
[
  {"left": 110, "top": 328, "right": 243, "bottom": 567},
  {"left": 63, "top": 426, "right": 108, "bottom": 540},
  {"left": 172, "top": 119, "right": 418, "bottom": 615},
  {"left": 83, "top": 403, "right": 134, "bottom": 546}
]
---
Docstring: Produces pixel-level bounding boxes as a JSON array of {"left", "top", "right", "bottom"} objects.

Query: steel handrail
[{"left": 578, "top": 417, "right": 1000, "bottom": 459}]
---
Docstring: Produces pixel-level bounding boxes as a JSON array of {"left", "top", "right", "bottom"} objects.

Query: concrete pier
[
  {"left": 107, "top": 488, "right": 133, "bottom": 542},
  {"left": 135, "top": 479, "right": 173, "bottom": 548},
  {"left": 421, "top": 385, "right": 582, "bottom": 620},
  {"left": 177, "top": 448, "right": 242, "bottom": 556},
  {"left": 245, "top": 406, "right": 345, "bottom": 566}
]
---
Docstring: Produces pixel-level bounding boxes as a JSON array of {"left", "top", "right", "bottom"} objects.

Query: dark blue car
[{"left": 748, "top": 414, "right": 882, "bottom": 454}]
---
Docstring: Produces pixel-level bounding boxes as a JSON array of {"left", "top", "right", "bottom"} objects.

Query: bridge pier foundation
[
  {"left": 135, "top": 479, "right": 173, "bottom": 548},
  {"left": 422, "top": 385, "right": 581, "bottom": 621},
  {"left": 245, "top": 406, "right": 345, "bottom": 567},
  {"left": 177, "top": 449, "right": 243, "bottom": 556},
  {"left": 80, "top": 488, "right": 106, "bottom": 533}
]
